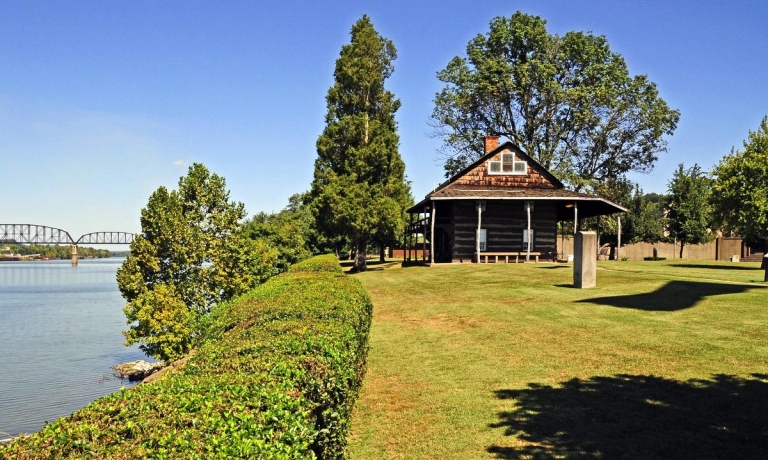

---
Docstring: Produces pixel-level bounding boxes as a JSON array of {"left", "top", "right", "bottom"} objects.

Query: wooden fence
[{"left": 556, "top": 236, "right": 749, "bottom": 261}]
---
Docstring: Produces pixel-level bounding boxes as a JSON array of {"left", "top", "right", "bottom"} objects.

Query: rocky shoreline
[{"left": 111, "top": 360, "right": 164, "bottom": 381}]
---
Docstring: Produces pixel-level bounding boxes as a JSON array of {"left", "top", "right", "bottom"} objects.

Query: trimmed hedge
[
  {"left": 288, "top": 254, "right": 344, "bottom": 274},
  {"left": 1, "top": 255, "right": 371, "bottom": 459}
]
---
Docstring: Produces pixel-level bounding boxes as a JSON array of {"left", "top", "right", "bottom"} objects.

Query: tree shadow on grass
[
  {"left": 575, "top": 280, "right": 764, "bottom": 311},
  {"left": 342, "top": 259, "right": 403, "bottom": 273},
  {"left": 488, "top": 374, "right": 768, "bottom": 459},
  {"left": 669, "top": 263, "right": 763, "bottom": 271}
]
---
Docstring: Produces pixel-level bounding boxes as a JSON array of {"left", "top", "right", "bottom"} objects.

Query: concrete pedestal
[{"left": 574, "top": 231, "right": 597, "bottom": 289}]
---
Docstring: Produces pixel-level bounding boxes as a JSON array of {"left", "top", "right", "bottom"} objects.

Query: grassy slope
[{"left": 347, "top": 260, "right": 768, "bottom": 459}]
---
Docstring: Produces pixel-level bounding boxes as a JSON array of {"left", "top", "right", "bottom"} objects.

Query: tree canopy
[
  {"left": 431, "top": 12, "right": 680, "bottom": 190},
  {"left": 591, "top": 178, "right": 666, "bottom": 247},
  {"left": 711, "top": 116, "right": 768, "bottom": 244},
  {"left": 117, "top": 163, "right": 266, "bottom": 362},
  {"left": 665, "top": 163, "right": 714, "bottom": 258},
  {"left": 244, "top": 193, "right": 316, "bottom": 274},
  {"left": 309, "top": 15, "right": 412, "bottom": 271}
]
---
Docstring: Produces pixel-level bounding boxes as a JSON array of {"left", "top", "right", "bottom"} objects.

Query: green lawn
[{"left": 346, "top": 259, "right": 768, "bottom": 459}]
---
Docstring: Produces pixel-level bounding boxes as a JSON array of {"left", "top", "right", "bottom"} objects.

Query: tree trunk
[
  {"left": 379, "top": 243, "right": 386, "bottom": 263},
  {"left": 354, "top": 238, "right": 367, "bottom": 272},
  {"left": 679, "top": 241, "right": 685, "bottom": 259},
  {"left": 764, "top": 238, "right": 768, "bottom": 282}
]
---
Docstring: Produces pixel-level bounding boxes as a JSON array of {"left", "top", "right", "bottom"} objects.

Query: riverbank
[
  {"left": 0, "top": 258, "right": 147, "bottom": 438},
  {"left": 1, "top": 244, "right": 113, "bottom": 260},
  {"left": 0, "top": 255, "right": 103, "bottom": 261},
  {"left": 0, "top": 255, "right": 372, "bottom": 458}
]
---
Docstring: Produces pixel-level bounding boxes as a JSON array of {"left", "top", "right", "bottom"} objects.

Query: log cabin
[{"left": 405, "top": 136, "right": 627, "bottom": 264}]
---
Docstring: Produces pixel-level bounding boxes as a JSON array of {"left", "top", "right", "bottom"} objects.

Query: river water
[{"left": 0, "top": 258, "right": 148, "bottom": 439}]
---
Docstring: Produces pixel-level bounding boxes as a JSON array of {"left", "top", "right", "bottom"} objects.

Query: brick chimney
[{"left": 484, "top": 135, "right": 500, "bottom": 153}]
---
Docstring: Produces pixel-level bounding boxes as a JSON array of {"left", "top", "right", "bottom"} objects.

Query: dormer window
[{"left": 488, "top": 152, "right": 526, "bottom": 175}]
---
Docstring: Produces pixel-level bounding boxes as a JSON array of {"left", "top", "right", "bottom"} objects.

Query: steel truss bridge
[{"left": 0, "top": 224, "right": 135, "bottom": 265}]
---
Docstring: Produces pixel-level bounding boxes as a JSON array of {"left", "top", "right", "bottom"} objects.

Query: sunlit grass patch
[{"left": 348, "top": 260, "right": 768, "bottom": 459}]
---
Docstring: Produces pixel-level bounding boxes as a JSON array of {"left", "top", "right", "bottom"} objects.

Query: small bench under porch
[{"left": 477, "top": 251, "right": 541, "bottom": 263}]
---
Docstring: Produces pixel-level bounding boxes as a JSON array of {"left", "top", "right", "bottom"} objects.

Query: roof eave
[{"left": 430, "top": 195, "right": 625, "bottom": 209}]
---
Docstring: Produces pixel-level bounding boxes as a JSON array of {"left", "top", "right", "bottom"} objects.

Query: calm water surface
[{"left": 0, "top": 258, "right": 147, "bottom": 438}]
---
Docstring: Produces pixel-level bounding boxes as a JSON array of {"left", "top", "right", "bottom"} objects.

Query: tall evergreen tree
[{"left": 310, "top": 15, "right": 411, "bottom": 272}]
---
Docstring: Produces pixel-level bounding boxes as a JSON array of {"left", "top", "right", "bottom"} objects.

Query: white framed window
[
  {"left": 478, "top": 229, "right": 487, "bottom": 251},
  {"left": 488, "top": 151, "right": 527, "bottom": 175},
  {"left": 523, "top": 229, "right": 534, "bottom": 250}
]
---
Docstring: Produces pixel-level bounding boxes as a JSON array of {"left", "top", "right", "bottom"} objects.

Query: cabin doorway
[{"left": 434, "top": 227, "right": 453, "bottom": 263}]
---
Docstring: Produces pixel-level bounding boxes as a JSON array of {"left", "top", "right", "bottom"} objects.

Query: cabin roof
[
  {"left": 408, "top": 142, "right": 627, "bottom": 218},
  {"left": 431, "top": 142, "right": 564, "bottom": 194}
]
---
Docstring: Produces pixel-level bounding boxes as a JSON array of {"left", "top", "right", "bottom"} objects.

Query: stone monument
[{"left": 574, "top": 231, "right": 597, "bottom": 288}]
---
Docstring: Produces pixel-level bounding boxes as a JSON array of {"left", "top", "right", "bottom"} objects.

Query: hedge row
[
  {"left": 288, "top": 254, "right": 344, "bottom": 274},
  {"left": 2, "top": 255, "right": 372, "bottom": 459}
]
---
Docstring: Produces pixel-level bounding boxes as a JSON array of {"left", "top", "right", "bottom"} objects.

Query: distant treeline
[{"left": 2, "top": 245, "right": 112, "bottom": 259}]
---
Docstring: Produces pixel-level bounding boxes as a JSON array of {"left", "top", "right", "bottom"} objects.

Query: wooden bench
[{"left": 478, "top": 252, "right": 541, "bottom": 263}]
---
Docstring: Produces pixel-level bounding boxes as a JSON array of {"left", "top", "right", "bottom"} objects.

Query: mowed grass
[{"left": 346, "top": 259, "right": 768, "bottom": 459}]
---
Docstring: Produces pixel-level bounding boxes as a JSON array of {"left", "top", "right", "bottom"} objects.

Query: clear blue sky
[{"left": 2, "top": 0, "right": 766, "bottom": 239}]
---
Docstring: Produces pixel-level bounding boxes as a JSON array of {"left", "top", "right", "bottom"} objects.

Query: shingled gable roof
[
  {"left": 435, "top": 141, "right": 564, "bottom": 192},
  {"left": 408, "top": 141, "right": 627, "bottom": 218}
]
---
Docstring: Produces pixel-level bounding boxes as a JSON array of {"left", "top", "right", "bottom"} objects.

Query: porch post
[
  {"left": 476, "top": 201, "right": 483, "bottom": 263},
  {"left": 422, "top": 212, "right": 427, "bottom": 262},
  {"left": 573, "top": 201, "right": 578, "bottom": 235},
  {"left": 526, "top": 201, "right": 532, "bottom": 262},
  {"left": 402, "top": 224, "right": 406, "bottom": 264},
  {"left": 430, "top": 201, "right": 436, "bottom": 265},
  {"left": 617, "top": 215, "right": 622, "bottom": 261},
  {"left": 596, "top": 218, "right": 601, "bottom": 257},
  {"left": 408, "top": 214, "right": 413, "bottom": 262}
]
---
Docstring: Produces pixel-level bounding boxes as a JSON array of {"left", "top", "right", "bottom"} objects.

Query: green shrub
[
  {"left": 1, "top": 255, "right": 372, "bottom": 459},
  {"left": 288, "top": 254, "right": 342, "bottom": 274}
]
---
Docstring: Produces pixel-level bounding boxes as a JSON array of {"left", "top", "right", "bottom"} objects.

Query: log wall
[{"left": 450, "top": 200, "right": 557, "bottom": 262}]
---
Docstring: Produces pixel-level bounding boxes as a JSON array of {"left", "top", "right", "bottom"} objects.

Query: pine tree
[{"left": 310, "top": 15, "right": 411, "bottom": 272}]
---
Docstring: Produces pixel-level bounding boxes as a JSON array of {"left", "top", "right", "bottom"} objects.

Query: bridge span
[{"left": 0, "top": 224, "right": 135, "bottom": 266}]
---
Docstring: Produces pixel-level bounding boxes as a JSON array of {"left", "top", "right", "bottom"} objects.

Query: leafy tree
[
  {"left": 244, "top": 193, "right": 314, "bottom": 273},
  {"left": 566, "top": 170, "right": 664, "bottom": 250},
  {"left": 588, "top": 179, "right": 665, "bottom": 249},
  {"left": 431, "top": 12, "right": 680, "bottom": 190},
  {"left": 117, "top": 163, "right": 268, "bottom": 362},
  {"left": 629, "top": 192, "right": 667, "bottom": 244},
  {"left": 711, "top": 116, "right": 768, "bottom": 247},
  {"left": 666, "top": 163, "right": 714, "bottom": 258},
  {"left": 309, "top": 15, "right": 412, "bottom": 271}
]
